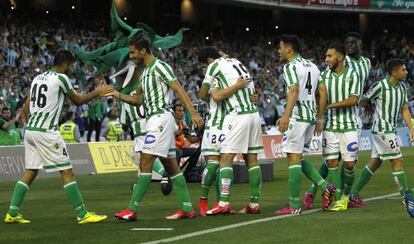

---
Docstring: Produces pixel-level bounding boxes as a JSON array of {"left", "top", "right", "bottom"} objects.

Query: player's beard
[{"left": 329, "top": 59, "right": 339, "bottom": 71}]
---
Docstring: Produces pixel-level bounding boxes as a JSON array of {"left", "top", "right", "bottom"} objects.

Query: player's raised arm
[
  {"left": 210, "top": 76, "right": 247, "bottom": 102},
  {"left": 67, "top": 84, "right": 113, "bottom": 106},
  {"left": 105, "top": 88, "right": 144, "bottom": 106}
]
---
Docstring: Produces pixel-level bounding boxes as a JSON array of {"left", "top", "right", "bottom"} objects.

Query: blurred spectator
[
  {"left": 59, "top": 111, "right": 81, "bottom": 143},
  {"left": 0, "top": 107, "right": 21, "bottom": 145},
  {"left": 173, "top": 104, "right": 201, "bottom": 180},
  {"left": 102, "top": 109, "right": 123, "bottom": 142}
]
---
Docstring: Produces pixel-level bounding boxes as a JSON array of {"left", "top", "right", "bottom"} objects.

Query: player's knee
[
  {"left": 343, "top": 161, "right": 355, "bottom": 170},
  {"left": 391, "top": 157, "right": 404, "bottom": 170}
]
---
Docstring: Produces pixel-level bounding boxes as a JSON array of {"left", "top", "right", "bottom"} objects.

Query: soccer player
[
  {"left": 110, "top": 37, "right": 204, "bottom": 221},
  {"left": 304, "top": 32, "right": 371, "bottom": 208},
  {"left": 198, "top": 78, "right": 225, "bottom": 216},
  {"left": 273, "top": 35, "right": 336, "bottom": 215},
  {"left": 347, "top": 59, "right": 414, "bottom": 217},
  {"left": 197, "top": 46, "right": 263, "bottom": 215},
  {"left": 113, "top": 62, "right": 171, "bottom": 195},
  {"left": 318, "top": 43, "right": 361, "bottom": 211},
  {"left": 4, "top": 50, "right": 111, "bottom": 224}
]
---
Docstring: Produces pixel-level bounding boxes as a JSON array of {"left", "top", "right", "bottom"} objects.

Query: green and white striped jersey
[
  {"left": 283, "top": 55, "right": 320, "bottom": 123},
  {"left": 27, "top": 71, "right": 73, "bottom": 132},
  {"left": 207, "top": 57, "right": 257, "bottom": 114},
  {"left": 365, "top": 78, "right": 409, "bottom": 134},
  {"left": 139, "top": 58, "right": 176, "bottom": 117},
  {"left": 120, "top": 98, "right": 147, "bottom": 137},
  {"left": 201, "top": 78, "right": 225, "bottom": 130},
  {"left": 345, "top": 55, "right": 371, "bottom": 92},
  {"left": 320, "top": 67, "right": 361, "bottom": 132}
]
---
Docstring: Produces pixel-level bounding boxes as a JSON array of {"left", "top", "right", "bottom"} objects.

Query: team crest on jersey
[
  {"left": 54, "top": 143, "right": 59, "bottom": 149},
  {"left": 159, "top": 125, "right": 164, "bottom": 132}
]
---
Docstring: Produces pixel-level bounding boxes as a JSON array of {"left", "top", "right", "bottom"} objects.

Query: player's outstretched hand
[
  {"left": 314, "top": 119, "right": 323, "bottom": 136},
  {"left": 276, "top": 115, "right": 290, "bottom": 133},
  {"left": 235, "top": 76, "right": 248, "bottom": 89},
  {"left": 191, "top": 112, "right": 204, "bottom": 129},
  {"left": 97, "top": 85, "right": 114, "bottom": 97}
]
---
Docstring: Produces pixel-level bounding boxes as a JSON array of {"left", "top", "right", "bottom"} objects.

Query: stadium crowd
[{"left": 1, "top": 17, "right": 414, "bottom": 145}]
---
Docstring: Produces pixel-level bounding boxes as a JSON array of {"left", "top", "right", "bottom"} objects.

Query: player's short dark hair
[
  {"left": 280, "top": 34, "right": 302, "bottom": 53},
  {"left": 386, "top": 59, "right": 405, "bottom": 75},
  {"left": 198, "top": 46, "right": 221, "bottom": 64},
  {"left": 327, "top": 42, "right": 346, "bottom": 56},
  {"left": 130, "top": 35, "right": 152, "bottom": 53},
  {"left": 345, "top": 32, "right": 363, "bottom": 40},
  {"left": 54, "top": 50, "right": 77, "bottom": 66}
]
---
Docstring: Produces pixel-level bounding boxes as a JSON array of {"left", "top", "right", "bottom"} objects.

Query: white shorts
[
  {"left": 134, "top": 135, "right": 145, "bottom": 153},
  {"left": 220, "top": 112, "right": 263, "bottom": 154},
  {"left": 282, "top": 119, "right": 314, "bottom": 154},
  {"left": 371, "top": 133, "right": 402, "bottom": 161},
  {"left": 142, "top": 112, "right": 176, "bottom": 158},
  {"left": 25, "top": 130, "right": 72, "bottom": 173},
  {"left": 322, "top": 131, "right": 359, "bottom": 161},
  {"left": 201, "top": 127, "right": 222, "bottom": 156}
]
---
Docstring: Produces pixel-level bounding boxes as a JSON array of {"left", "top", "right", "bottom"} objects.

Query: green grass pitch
[{"left": 1, "top": 148, "right": 413, "bottom": 243}]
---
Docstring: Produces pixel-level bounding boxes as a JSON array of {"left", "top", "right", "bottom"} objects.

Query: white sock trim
[
  {"left": 17, "top": 181, "right": 29, "bottom": 190},
  {"left": 63, "top": 181, "right": 77, "bottom": 189},
  {"left": 171, "top": 172, "right": 183, "bottom": 180},
  {"left": 365, "top": 165, "right": 375, "bottom": 175},
  {"left": 248, "top": 165, "right": 260, "bottom": 171}
]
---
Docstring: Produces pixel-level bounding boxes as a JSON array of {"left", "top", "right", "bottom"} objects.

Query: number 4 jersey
[
  {"left": 27, "top": 71, "right": 74, "bottom": 131},
  {"left": 283, "top": 55, "right": 320, "bottom": 123}
]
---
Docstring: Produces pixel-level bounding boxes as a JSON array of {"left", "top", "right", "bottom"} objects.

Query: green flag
[{"left": 74, "top": 4, "right": 188, "bottom": 73}]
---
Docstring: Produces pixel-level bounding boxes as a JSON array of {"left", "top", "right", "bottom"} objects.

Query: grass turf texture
[{"left": 1, "top": 148, "right": 413, "bottom": 243}]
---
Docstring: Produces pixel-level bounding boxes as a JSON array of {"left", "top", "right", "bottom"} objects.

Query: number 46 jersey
[
  {"left": 27, "top": 71, "right": 74, "bottom": 131},
  {"left": 283, "top": 55, "right": 320, "bottom": 123}
]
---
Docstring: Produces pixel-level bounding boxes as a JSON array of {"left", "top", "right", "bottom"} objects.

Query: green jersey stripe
[{"left": 39, "top": 112, "right": 49, "bottom": 128}]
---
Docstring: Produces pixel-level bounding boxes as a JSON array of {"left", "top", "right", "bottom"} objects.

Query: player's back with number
[
  {"left": 285, "top": 56, "right": 320, "bottom": 122},
  {"left": 211, "top": 57, "right": 256, "bottom": 113},
  {"left": 27, "top": 71, "right": 72, "bottom": 131}
]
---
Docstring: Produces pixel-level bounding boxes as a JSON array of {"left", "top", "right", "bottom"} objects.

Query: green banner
[{"left": 371, "top": 0, "right": 414, "bottom": 9}]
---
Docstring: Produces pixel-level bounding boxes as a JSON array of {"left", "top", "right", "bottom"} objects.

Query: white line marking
[
  {"left": 140, "top": 192, "right": 400, "bottom": 244},
  {"left": 131, "top": 228, "right": 174, "bottom": 231}
]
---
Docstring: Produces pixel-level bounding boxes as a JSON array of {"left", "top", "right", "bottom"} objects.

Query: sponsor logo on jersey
[
  {"left": 144, "top": 134, "right": 156, "bottom": 144},
  {"left": 347, "top": 141, "right": 359, "bottom": 152}
]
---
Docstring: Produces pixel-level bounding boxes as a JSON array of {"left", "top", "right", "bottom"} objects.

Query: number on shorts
[
  {"left": 218, "top": 134, "right": 225, "bottom": 143},
  {"left": 389, "top": 139, "right": 398, "bottom": 149},
  {"left": 211, "top": 134, "right": 217, "bottom": 144},
  {"left": 322, "top": 138, "right": 327, "bottom": 148},
  {"left": 63, "top": 147, "right": 68, "bottom": 157}
]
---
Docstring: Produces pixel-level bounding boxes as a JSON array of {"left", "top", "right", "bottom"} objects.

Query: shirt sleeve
[
  {"left": 58, "top": 74, "right": 74, "bottom": 95},
  {"left": 349, "top": 71, "right": 361, "bottom": 97},
  {"left": 154, "top": 61, "right": 177, "bottom": 86},
  {"left": 283, "top": 63, "right": 299, "bottom": 87},
  {"left": 364, "top": 81, "right": 381, "bottom": 101},
  {"left": 402, "top": 83, "right": 409, "bottom": 105},
  {"left": 203, "top": 62, "right": 220, "bottom": 89}
]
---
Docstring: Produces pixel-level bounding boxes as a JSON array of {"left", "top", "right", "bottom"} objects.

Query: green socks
[
  {"left": 219, "top": 166, "right": 233, "bottom": 203},
  {"left": 301, "top": 160, "right": 328, "bottom": 191},
  {"left": 343, "top": 167, "right": 355, "bottom": 196},
  {"left": 248, "top": 165, "right": 262, "bottom": 204},
  {"left": 8, "top": 181, "right": 30, "bottom": 217},
  {"left": 350, "top": 165, "right": 374, "bottom": 195},
  {"left": 392, "top": 169, "right": 409, "bottom": 193},
  {"left": 128, "top": 173, "right": 152, "bottom": 212},
  {"left": 152, "top": 158, "right": 165, "bottom": 176},
  {"left": 288, "top": 163, "right": 302, "bottom": 208},
  {"left": 200, "top": 160, "right": 219, "bottom": 199},
  {"left": 171, "top": 172, "right": 193, "bottom": 212},
  {"left": 63, "top": 181, "right": 87, "bottom": 218},
  {"left": 306, "top": 161, "right": 328, "bottom": 195},
  {"left": 327, "top": 166, "right": 342, "bottom": 200}
]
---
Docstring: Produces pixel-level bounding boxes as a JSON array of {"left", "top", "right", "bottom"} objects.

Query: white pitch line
[
  {"left": 131, "top": 228, "right": 174, "bottom": 231},
  {"left": 140, "top": 192, "right": 400, "bottom": 244}
]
